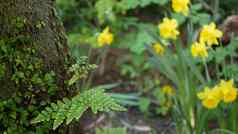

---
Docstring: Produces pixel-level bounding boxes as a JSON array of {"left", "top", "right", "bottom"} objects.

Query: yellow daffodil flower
[
  {"left": 218, "top": 79, "right": 237, "bottom": 103},
  {"left": 197, "top": 87, "right": 210, "bottom": 100},
  {"left": 153, "top": 42, "right": 165, "bottom": 56},
  {"left": 200, "top": 22, "right": 223, "bottom": 46},
  {"left": 97, "top": 27, "right": 114, "bottom": 47},
  {"left": 191, "top": 42, "right": 208, "bottom": 58},
  {"left": 162, "top": 85, "right": 175, "bottom": 96},
  {"left": 159, "top": 18, "right": 180, "bottom": 40},
  {"left": 197, "top": 79, "right": 238, "bottom": 109},
  {"left": 197, "top": 87, "right": 221, "bottom": 109},
  {"left": 172, "top": 0, "right": 190, "bottom": 16},
  {"left": 202, "top": 96, "right": 220, "bottom": 109}
]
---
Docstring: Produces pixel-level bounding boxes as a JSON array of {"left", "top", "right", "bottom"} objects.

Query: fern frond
[
  {"left": 68, "top": 56, "right": 97, "bottom": 85},
  {"left": 31, "top": 88, "right": 126, "bottom": 130}
]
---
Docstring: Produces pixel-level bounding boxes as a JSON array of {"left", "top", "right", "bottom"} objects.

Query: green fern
[
  {"left": 31, "top": 88, "right": 126, "bottom": 130},
  {"left": 96, "top": 127, "right": 127, "bottom": 134},
  {"left": 68, "top": 56, "right": 97, "bottom": 85}
]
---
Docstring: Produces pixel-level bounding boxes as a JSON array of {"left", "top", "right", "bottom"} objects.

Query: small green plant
[
  {"left": 31, "top": 87, "right": 126, "bottom": 130},
  {"left": 31, "top": 55, "right": 126, "bottom": 130},
  {"left": 138, "top": 97, "right": 151, "bottom": 113},
  {"left": 68, "top": 56, "right": 97, "bottom": 86}
]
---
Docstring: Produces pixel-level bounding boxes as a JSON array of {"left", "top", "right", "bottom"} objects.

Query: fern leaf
[
  {"left": 31, "top": 88, "right": 126, "bottom": 130},
  {"left": 68, "top": 56, "right": 97, "bottom": 86},
  {"left": 66, "top": 104, "right": 87, "bottom": 125}
]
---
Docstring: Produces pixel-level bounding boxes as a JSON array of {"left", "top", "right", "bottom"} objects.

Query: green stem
[
  {"left": 81, "top": 47, "right": 93, "bottom": 89},
  {"left": 196, "top": 109, "right": 209, "bottom": 134},
  {"left": 213, "top": 0, "right": 220, "bottom": 21},
  {"left": 230, "top": 54, "right": 234, "bottom": 79},
  {"left": 84, "top": 46, "right": 109, "bottom": 89},
  {"left": 230, "top": 102, "right": 238, "bottom": 132},
  {"left": 203, "top": 59, "right": 211, "bottom": 82},
  {"left": 217, "top": 106, "right": 226, "bottom": 130}
]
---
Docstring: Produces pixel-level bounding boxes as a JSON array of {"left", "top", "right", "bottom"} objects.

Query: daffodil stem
[
  {"left": 203, "top": 59, "right": 211, "bottom": 82},
  {"left": 84, "top": 46, "right": 109, "bottom": 89},
  {"left": 230, "top": 54, "right": 234, "bottom": 79},
  {"left": 230, "top": 102, "right": 237, "bottom": 132},
  {"left": 213, "top": 0, "right": 220, "bottom": 21},
  {"left": 81, "top": 47, "right": 93, "bottom": 89}
]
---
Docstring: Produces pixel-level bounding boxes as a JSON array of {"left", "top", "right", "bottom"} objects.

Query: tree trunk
[
  {"left": 0, "top": 0, "right": 76, "bottom": 133},
  {"left": 0, "top": 0, "right": 73, "bottom": 97}
]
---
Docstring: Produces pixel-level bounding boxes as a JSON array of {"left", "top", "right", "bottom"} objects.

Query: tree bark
[
  {"left": 0, "top": 0, "right": 73, "bottom": 97},
  {"left": 0, "top": 0, "right": 77, "bottom": 133}
]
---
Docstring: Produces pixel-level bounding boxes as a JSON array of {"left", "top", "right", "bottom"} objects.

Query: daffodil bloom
[
  {"left": 197, "top": 87, "right": 221, "bottom": 109},
  {"left": 197, "top": 87, "right": 211, "bottom": 100},
  {"left": 159, "top": 18, "right": 180, "bottom": 40},
  {"left": 172, "top": 0, "right": 190, "bottom": 16},
  {"left": 191, "top": 42, "right": 208, "bottom": 58},
  {"left": 218, "top": 79, "right": 237, "bottom": 103},
  {"left": 200, "top": 22, "right": 223, "bottom": 46},
  {"left": 162, "top": 85, "right": 175, "bottom": 96},
  {"left": 97, "top": 27, "right": 114, "bottom": 47},
  {"left": 153, "top": 42, "right": 165, "bottom": 55}
]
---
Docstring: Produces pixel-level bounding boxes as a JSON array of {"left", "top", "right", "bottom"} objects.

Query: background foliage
[{"left": 1, "top": 0, "right": 238, "bottom": 133}]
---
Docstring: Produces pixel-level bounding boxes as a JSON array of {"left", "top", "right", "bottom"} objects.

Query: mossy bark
[
  {"left": 0, "top": 0, "right": 73, "bottom": 98},
  {"left": 0, "top": 1, "right": 90, "bottom": 133}
]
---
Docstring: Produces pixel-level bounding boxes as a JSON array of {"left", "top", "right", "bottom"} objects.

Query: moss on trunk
[
  {"left": 0, "top": 0, "right": 77, "bottom": 133},
  {"left": 0, "top": 0, "right": 74, "bottom": 98}
]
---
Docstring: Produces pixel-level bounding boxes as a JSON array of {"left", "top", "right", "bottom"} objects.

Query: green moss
[
  {"left": 9, "top": 16, "right": 27, "bottom": 34},
  {"left": 0, "top": 63, "right": 5, "bottom": 78},
  {"left": 0, "top": 31, "right": 61, "bottom": 133},
  {"left": 36, "top": 21, "right": 46, "bottom": 29}
]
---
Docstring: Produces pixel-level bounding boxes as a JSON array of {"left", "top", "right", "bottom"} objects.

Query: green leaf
[
  {"left": 172, "top": 13, "right": 186, "bottom": 25},
  {"left": 95, "top": 0, "right": 116, "bottom": 24},
  {"left": 197, "top": 13, "right": 210, "bottom": 26},
  {"left": 138, "top": 97, "right": 151, "bottom": 112},
  {"left": 191, "top": 4, "right": 202, "bottom": 12},
  {"left": 111, "top": 93, "right": 139, "bottom": 106},
  {"left": 68, "top": 74, "right": 79, "bottom": 86},
  {"left": 32, "top": 88, "right": 126, "bottom": 130},
  {"left": 153, "top": 88, "right": 166, "bottom": 104},
  {"left": 96, "top": 127, "right": 127, "bottom": 134},
  {"left": 129, "top": 24, "right": 156, "bottom": 54},
  {"left": 119, "top": 0, "right": 169, "bottom": 10}
]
